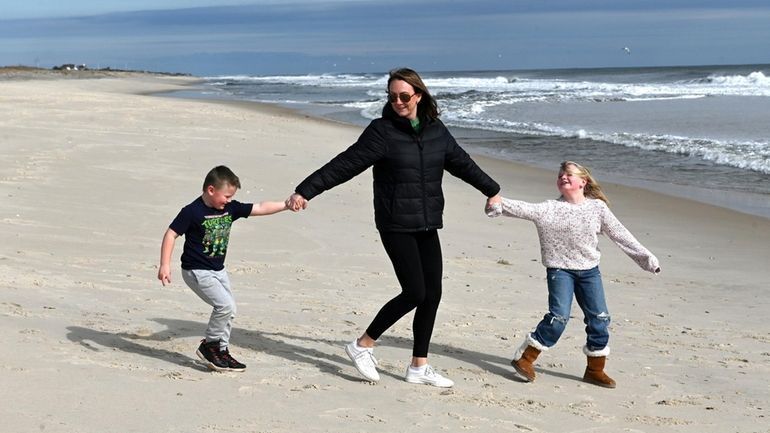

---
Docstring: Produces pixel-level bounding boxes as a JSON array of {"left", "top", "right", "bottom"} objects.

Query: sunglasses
[{"left": 387, "top": 92, "right": 417, "bottom": 103}]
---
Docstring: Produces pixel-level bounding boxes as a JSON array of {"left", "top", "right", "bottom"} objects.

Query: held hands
[
  {"left": 485, "top": 194, "right": 502, "bottom": 217},
  {"left": 286, "top": 193, "right": 308, "bottom": 212}
]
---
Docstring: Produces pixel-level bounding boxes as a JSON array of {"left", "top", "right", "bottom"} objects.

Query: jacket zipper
[{"left": 416, "top": 134, "right": 428, "bottom": 230}]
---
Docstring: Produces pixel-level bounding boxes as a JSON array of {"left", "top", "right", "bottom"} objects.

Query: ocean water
[{"left": 174, "top": 64, "right": 770, "bottom": 218}]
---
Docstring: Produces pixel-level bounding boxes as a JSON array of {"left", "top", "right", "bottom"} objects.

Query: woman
[
  {"left": 487, "top": 161, "right": 661, "bottom": 388},
  {"left": 289, "top": 68, "right": 501, "bottom": 387}
]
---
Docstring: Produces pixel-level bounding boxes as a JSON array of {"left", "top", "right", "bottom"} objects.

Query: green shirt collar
[{"left": 410, "top": 117, "right": 421, "bottom": 132}]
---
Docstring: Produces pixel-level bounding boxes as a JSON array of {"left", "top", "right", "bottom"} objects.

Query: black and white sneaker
[
  {"left": 219, "top": 347, "right": 246, "bottom": 372},
  {"left": 195, "top": 339, "right": 229, "bottom": 372}
]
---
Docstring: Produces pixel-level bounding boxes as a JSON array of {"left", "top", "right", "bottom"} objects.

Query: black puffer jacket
[{"left": 295, "top": 104, "right": 500, "bottom": 232}]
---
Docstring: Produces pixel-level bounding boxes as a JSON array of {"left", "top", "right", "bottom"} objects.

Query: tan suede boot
[
  {"left": 511, "top": 345, "right": 541, "bottom": 382},
  {"left": 582, "top": 356, "right": 616, "bottom": 388}
]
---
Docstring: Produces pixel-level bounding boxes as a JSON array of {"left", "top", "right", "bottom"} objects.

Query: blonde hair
[{"left": 560, "top": 161, "right": 610, "bottom": 205}]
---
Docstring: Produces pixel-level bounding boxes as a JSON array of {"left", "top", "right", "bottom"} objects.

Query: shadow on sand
[{"left": 66, "top": 318, "right": 571, "bottom": 381}]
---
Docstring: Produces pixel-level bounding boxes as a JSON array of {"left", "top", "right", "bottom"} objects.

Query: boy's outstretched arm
[
  {"left": 158, "top": 228, "right": 179, "bottom": 286},
  {"left": 250, "top": 200, "right": 290, "bottom": 216}
]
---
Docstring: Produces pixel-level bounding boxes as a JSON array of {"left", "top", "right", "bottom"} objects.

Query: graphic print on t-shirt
[{"left": 201, "top": 213, "right": 233, "bottom": 257}]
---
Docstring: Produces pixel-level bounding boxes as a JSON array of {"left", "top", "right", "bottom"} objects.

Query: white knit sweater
[{"left": 489, "top": 197, "right": 660, "bottom": 273}]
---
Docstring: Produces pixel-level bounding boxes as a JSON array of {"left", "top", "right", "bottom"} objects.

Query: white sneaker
[
  {"left": 404, "top": 365, "right": 454, "bottom": 388},
  {"left": 345, "top": 340, "right": 380, "bottom": 382}
]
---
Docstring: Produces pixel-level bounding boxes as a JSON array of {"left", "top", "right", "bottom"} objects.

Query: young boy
[{"left": 158, "top": 165, "right": 289, "bottom": 372}]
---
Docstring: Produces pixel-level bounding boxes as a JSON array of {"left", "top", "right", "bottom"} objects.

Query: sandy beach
[{"left": 1, "top": 73, "right": 768, "bottom": 433}]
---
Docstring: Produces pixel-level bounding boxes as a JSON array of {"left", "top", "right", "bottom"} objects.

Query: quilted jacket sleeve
[
  {"left": 295, "top": 122, "right": 388, "bottom": 200},
  {"left": 443, "top": 126, "right": 500, "bottom": 198}
]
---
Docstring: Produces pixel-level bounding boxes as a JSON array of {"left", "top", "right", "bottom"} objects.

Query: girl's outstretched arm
[
  {"left": 487, "top": 197, "right": 544, "bottom": 221},
  {"left": 600, "top": 204, "right": 661, "bottom": 273}
]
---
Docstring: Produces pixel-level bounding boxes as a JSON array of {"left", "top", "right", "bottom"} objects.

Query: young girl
[{"left": 487, "top": 161, "right": 660, "bottom": 388}]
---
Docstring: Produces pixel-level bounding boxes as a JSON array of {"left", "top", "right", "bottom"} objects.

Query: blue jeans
[{"left": 531, "top": 267, "right": 610, "bottom": 351}]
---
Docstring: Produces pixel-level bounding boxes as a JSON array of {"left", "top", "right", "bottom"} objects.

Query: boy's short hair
[{"left": 203, "top": 165, "right": 241, "bottom": 191}]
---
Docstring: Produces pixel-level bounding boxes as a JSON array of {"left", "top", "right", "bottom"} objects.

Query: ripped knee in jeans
[
  {"left": 547, "top": 313, "right": 569, "bottom": 325},
  {"left": 596, "top": 311, "right": 611, "bottom": 322}
]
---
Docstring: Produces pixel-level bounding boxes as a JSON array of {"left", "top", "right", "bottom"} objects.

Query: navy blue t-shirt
[{"left": 169, "top": 197, "right": 253, "bottom": 271}]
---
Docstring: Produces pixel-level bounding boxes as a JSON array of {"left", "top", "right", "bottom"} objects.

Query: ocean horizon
[{"left": 166, "top": 63, "right": 770, "bottom": 219}]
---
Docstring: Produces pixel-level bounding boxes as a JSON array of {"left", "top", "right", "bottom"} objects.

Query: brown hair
[
  {"left": 560, "top": 161, "right": 610, "bottom": 205},
  {"left": 203, "top": 165, "right": 241, "bottom": 191},
  {"left": 388, "top": 68, "right": 440, "bottom": 120}
]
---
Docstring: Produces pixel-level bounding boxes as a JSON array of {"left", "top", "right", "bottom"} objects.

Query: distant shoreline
[{"left": 0, "top": 65, "right": 193, "bottom": 81}]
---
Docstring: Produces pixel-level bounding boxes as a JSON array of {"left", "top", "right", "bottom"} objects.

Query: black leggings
[{"left": 366, "top": 230, "right": 443, "bottom": 358}]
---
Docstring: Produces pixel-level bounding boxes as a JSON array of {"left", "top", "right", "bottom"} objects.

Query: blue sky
[{"left": 1, "top": 0, "right": 769, "bottom": 76}]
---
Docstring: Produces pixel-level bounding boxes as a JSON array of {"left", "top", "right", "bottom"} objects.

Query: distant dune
[{"left": 0, "top": 65, "right": 191, "bottom": 80}]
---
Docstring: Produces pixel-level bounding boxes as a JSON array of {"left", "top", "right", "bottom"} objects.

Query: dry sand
[{"left": 1, "top": 74, "right": 768, "bottom": 433}]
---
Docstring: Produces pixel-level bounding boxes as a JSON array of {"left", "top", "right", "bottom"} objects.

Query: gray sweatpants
[{"left": 181, "top": 268, "right": 236, "bottom": 349}]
